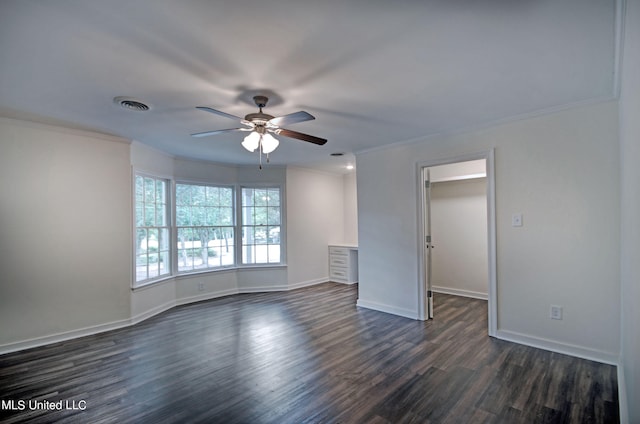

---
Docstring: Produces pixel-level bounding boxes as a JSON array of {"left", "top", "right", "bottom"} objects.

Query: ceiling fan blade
[
  {"left": 191, "top": 128, "right": 250, "bottom": 138},
  {"left": 273, "top": 128, "right": 327, "bottom": 145},
  {"left": 268, "top": 111, "right": 315, "bottom": 127},
  {"left": 196, "top": 106, "right": 245, "bottom": 123}
]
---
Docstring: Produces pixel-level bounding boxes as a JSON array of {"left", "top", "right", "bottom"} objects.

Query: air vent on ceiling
[
  {"left": 330, "top": 152, "right": 345, "bottom": 157},
  {"left": 114, "top": 96, "right": 150, "bottom": 111}
]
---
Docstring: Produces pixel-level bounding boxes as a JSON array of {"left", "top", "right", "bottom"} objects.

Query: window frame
[
  {"left": 133, "top": 171, "right": 173, "bottom": 287},
  {"left": 239, "top": 184, "right": 286, "bottom": 266},
  {"left": 175, "top": 181, "right": 236, "bottom": 273}
]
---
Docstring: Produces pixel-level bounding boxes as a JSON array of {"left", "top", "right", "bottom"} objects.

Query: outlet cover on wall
[
  {"left": 550, "top": 305, "right": 563, "bottom": 320},
  {"left": 198, "top": 282, "right": 204, "bottom": 291},
  {"left": 512, "top": 213, "right": 523, "bottom": 227}
]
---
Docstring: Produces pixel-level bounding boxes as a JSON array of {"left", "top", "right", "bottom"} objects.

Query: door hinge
[
  {"left": 425, "top": 180, "right": 431, "bottom": 189},
  {"left": 427, "top": 290, "right": 433, "bottom": 297},
  {"left": 426, "top": 235, "right": 431, "bottom": 243}
]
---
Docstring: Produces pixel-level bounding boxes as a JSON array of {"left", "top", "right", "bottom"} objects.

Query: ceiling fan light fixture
[
  {"left": 242, "top": 131, "right": 260, "bottom": 152},
  {"left": 261, "top": 133, "right": 279, "bottom": 154}
]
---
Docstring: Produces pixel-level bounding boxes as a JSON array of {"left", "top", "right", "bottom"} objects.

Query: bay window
[{"left": 133, "top": 175, "right": 283, "bottom": 286}]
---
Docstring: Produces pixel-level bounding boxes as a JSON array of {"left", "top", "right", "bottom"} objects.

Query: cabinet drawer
[
  {"left": 329, "top": 246, "right": 349, "bottom": 256},
  {"left": 330, "top": 268, "right": 348, "bottom": 280},
  {"left": 330, "top": 255, "right": 348, "bottom": 267}
]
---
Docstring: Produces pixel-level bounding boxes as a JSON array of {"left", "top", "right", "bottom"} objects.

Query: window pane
[
  {"left": 268, "top": 245, "right": 280, "bottom": 263},
  {"left": 156, "top": 204, "right": 165, "bottom": 226},
  {"left": 135, "top": 176, "right": 144, "bottom": 202},
  {"left": 206, "top": 186, "right": 219, "bottom": 203},
  {"left": 176, "top": 184, "right": 191, "bottom": 205},
  {"left": 206, "top": 207, "right": 218, "bottom": 226},
  {"left": 255, "top": 227, "right": 267, "bottom": 245},
  {"left": 220, "top": 187, "right": 233, "bottom": 205},
  {"left": 267, "top": 207, "right": 280, "bottom": 225},
  {"left": 268, "top": 226, "right": 280, "bottom": 244},
  {"left": 253, "top": 207, "right": 267, "bottom": 225},
  {"left": 135, "top": 206, "right": 144, "bottom": 227},
  {"left": 159, "top": 228, "right": 170, "bottom": 251},
  {"left": 192, "top": 206, "right": 205, "bottom": 225},
  {"left": 220, "top": 207, "right": 233, "bottom": 225},
  {"left": 156, "top": 180, "right": 166, "bottom": 204},
  {"left": 268, "top": 188, "right": 280, "bottom": 205},
  {"left": 243, "top": 245, "right": 255, "bottom": 264},
  {"left": 144, "top": 178, "right": 155, "bottom": 202},
  {"left": 145, "top": 205, "right": 155, "bottom": 226},
  {"left": 136, "top": 229, "right": 147, "bottom": 255},
  {"left": 192, "top": 186, "right": 205, "bottom": 205},
  {"left": 255, "top": 189, "right": 268, "bottom": 206},
  {"left": 176, "top": 205, "right": 189, "bottom": 226}
]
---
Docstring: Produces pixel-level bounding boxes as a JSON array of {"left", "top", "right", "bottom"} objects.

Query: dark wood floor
[{"left": 1, "top": 282, "right": 618, "bottom": 423}]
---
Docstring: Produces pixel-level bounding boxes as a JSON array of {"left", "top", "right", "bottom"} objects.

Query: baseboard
[
  {"left": 237, "top": 284, "right": 289, "bottom": 293},
  {"left": 0, "top": 280, "right": 330, "bottom": 355},
  {"left": 175, "top": 288, "right": 239, "bottom": 306},
  {"left": 289, "top": 277, "right": 330, "bottom": 290},
  {"left": 356, "top": 299, "right": 418, "bottom": 320},
  {"left": 131, "top": 300, "right": 177, "bottom": 325},
  {"left": 618, "top": 363, "right": 629, "bottom": 424},
  {"left": 432, "top": 285, "right": 488, "bottom": 300},
  {"left": 0, "top": 317, "right": 132, "bottom": 356},
  {"left": 496, "top": 329, "right": 619, "bottom": 365}
]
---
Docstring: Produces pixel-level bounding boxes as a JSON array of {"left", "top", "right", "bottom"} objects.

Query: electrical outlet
[
  {"left": 512, "top": 213, "right": 523, "bottom": 227},
  {"left": 550, "top": 305, "right": 563, "bottom": 320},
  {"left": 198, "top": 282, "right": 204, "bottom": 292}
]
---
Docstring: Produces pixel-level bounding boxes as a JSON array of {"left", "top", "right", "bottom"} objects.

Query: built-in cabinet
[{"left": 329, "top": 245, "right": 358, "bottom": 284}]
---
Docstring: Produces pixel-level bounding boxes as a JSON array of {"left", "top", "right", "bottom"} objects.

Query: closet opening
[{"left": 417, "top": 151, "right": 497, "bottom": 336}]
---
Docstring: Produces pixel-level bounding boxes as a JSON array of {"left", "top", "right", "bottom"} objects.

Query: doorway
[{"left": 417, "top": 151, "right": 497, "bottom": 336}]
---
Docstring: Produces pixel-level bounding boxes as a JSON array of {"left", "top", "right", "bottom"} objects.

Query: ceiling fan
[{"left": 192, "top": 95, "right": 327, "bottom": 167}]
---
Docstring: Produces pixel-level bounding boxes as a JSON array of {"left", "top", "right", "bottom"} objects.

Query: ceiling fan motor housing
[
  {"left": 244, "top": 112, "right": 274, "bottom": 125},
  {"left": 253, "top": 95, "right": 269, "bottom": 108}
]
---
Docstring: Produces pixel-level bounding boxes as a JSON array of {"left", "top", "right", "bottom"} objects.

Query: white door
[{"left": 424, "top": 169, "right": 434, "bottom": 319}]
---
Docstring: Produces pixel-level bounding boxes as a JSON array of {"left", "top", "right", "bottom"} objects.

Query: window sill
[{"left": 131, "top": 275, "right": 175, "bottom": 291}]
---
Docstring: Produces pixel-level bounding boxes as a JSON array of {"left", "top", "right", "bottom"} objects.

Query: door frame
[{"left": 416, "top": 149, "right": 497, "bottom": 336}]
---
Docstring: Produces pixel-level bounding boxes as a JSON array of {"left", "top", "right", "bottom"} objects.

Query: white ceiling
[{"left": 0, "top": 0, "right": 617, "bottom": 173}]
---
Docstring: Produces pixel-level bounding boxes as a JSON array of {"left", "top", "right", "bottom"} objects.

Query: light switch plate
[{"left": 512, "top": 213, "right": 523, "bottom": 227}]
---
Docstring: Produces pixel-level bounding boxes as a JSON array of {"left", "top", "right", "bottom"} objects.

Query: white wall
[
  {"left": 286, "top": 167, "right": 344, "bottom": 288},
  {"left": 0, "top": 118, "right": 132, "bottom": 348},
  {"left": 431, "top": 178, "right": 488, "bottom": 299},
  {"left": 619, "top": 0, "right": 640, "bottom": 421},
  {"left": 357, "top": 100, "right": 620, "bottom": 362},
  {"left": 343, "top": 171, "right": 358, "bottom": 245}
]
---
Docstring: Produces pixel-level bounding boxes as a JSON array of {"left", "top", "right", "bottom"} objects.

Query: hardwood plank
[{"left": 0, "top": 284, "right": 618, "bottom": 423}]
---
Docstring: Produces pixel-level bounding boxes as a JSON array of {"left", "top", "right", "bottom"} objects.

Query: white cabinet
[{"left": 329, "top": 245, "right": 358, "bottom": 284}]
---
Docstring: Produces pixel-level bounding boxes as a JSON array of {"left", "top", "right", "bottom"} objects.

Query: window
[
  {"left": 132, "top": 176, "right": 283, "bottom": 286},
  {"left": 176, "top": 183, "right": 235, "bottom": 272},
  {"left": 241, "top": 187, "right": 282, "bottom": 264},
  {"left": 135, "top": 174, "right": 171, "bottom": 284}
]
